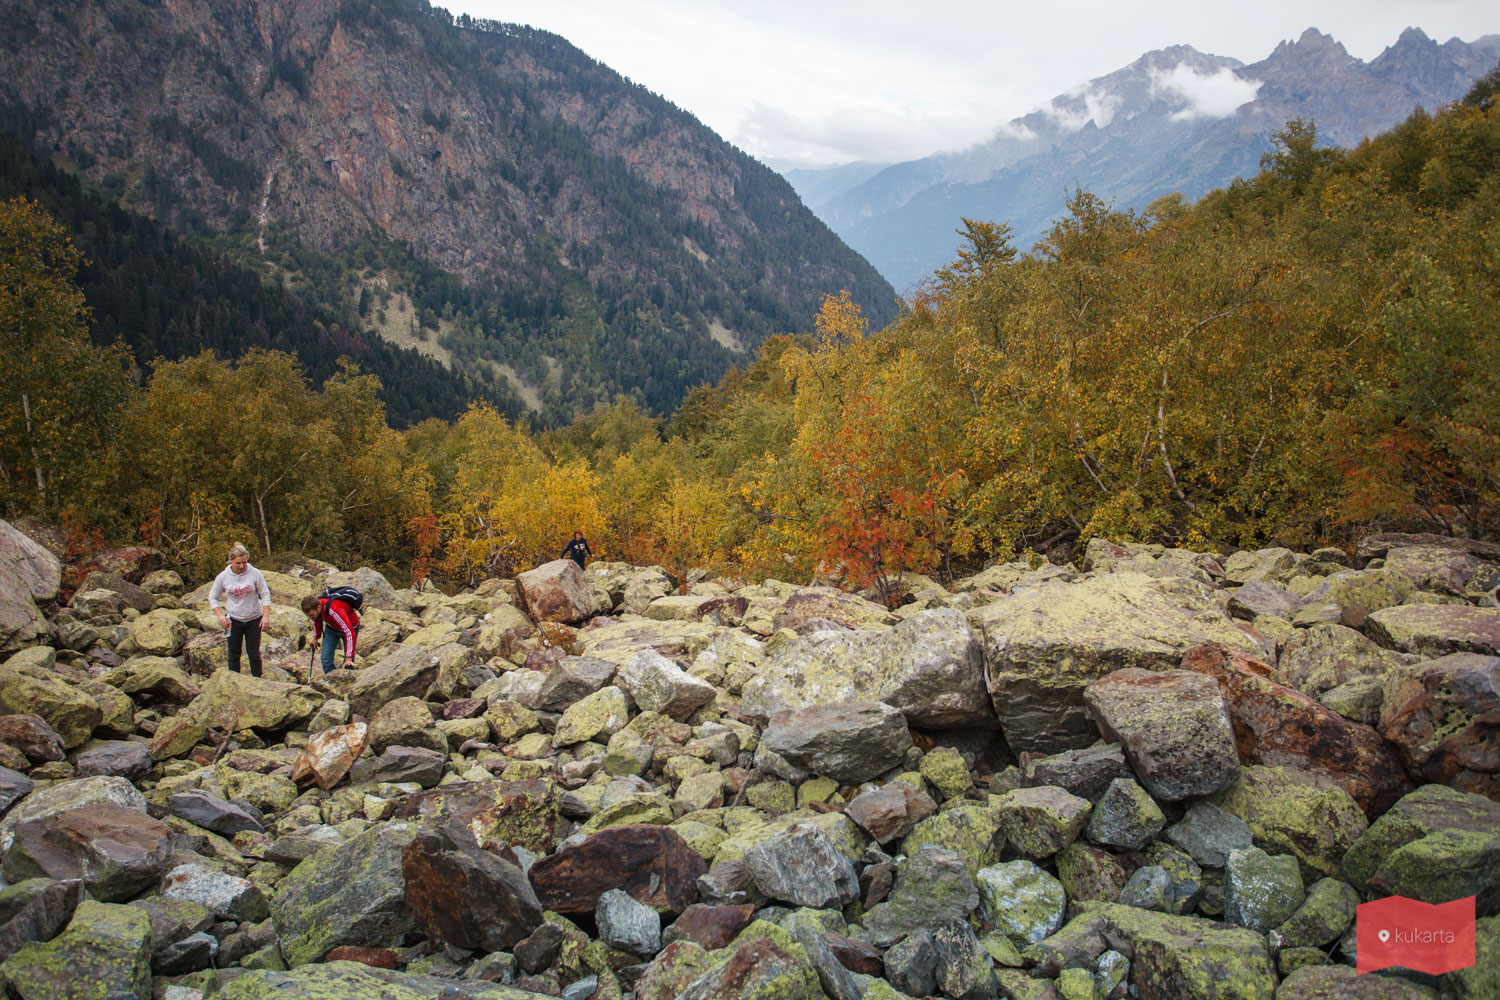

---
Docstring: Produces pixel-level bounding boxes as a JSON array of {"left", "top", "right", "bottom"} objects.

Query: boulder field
[{"left": 0, "top": 524, "right": 1495, "bottom": 999}]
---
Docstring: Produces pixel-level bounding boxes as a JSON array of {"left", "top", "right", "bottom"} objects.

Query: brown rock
[
  {"left": 1181, "top": 643, "right": 1413, "bottom": 816},
  {"left": 516, "top": 559, "right": 597, "bottom": 624},
  {"left": 401, "top": 821, "right": 542, "bottom": 952},
  {"left": 663, "top": 903, "right": 756, "bottom": 950},
  {"left": 1, "top": 803, "right": 173, "bottom": 901},
  {"left": 323, "top": 945, "right": 399, "bottom": 969},
  {"left": 1366, "top": 604, "right": 1500, "bottom": 657},
  {"left": 1379, "top": 653, "right": 1500, "bottom": 799},
  {"left": 824, "top": 929, "right": 884, "bottom": 977},
  {"left": 291, "top": 722, "right": 369, "bottom": 790},
  {"left": 368, "top": 696, "right": 446, "bottom": 756},
  {"left": 1083, "top": 668, "right": 1241, "bottom": 801},
  {"left": 530, "top": 823, "right": 705, "bottom": 917},
  {"left": 0, "top": 876, "right": 83, "bottom": 963},
  {"left": 0, "top": 715, "right": 64, "bottom": 764},
  {"left": 440, "top": 697, "right": 486, "bottom": 721},
  {"left": 78, "top": 546, "right": 165, "bottom": 584},
  {"left": 860, "top": 860, "right": 894, "bottom": 908},
  {"left": 392, "top": 779, "right": 559, "bottom": 855},
  {"left": 844, "top": 780, "right": 937, "bottom": 844}
]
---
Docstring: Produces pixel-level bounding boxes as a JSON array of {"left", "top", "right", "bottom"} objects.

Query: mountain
[
  {"left": 787, "top": 28, "right": 1500, "bottom": 291},
  {"left": 0, "top": 0, "right": 895, "bottom": 422}
]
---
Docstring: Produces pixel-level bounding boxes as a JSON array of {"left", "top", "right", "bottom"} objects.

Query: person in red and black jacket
[{"left": 301, "top": 594, "right": 360, "bottom": 674}]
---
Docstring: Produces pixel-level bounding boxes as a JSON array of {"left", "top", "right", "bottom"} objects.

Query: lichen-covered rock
[
  {"left": 0, "top": 667, "right": 101, "bottom": 749},
  {"left": 1341, "top": 784, "right": 1500, "bottom": 914},
  {"left": 216, "top": 960, "right": 557, "bottom": 998},
  {"left": 570, "top": 617, "right": 720, "bottom": 668},
  {"left": 345, "top": 644, "right": 445, "bottom": 719},
  {"left": 0, "top": 899, "right": 151, "bottom": 1000},
  {"left": 676, "top": 936, "right": 823, "bottom": 1000},
  {"left": 994, "top": 785, "right": 1091, "bottom": 858},
  {"left": 149, "top": 669, "right": 321, "bottom": 759},
  {"left": 1378, "top": 653, "right": 1500, "bottom": 797},
  {"left": 973, "top": 572, "right": 1258, "bottom": 755},
  {"left": 898, "top": 799, "right": 1004, "bottom": 875},
  {"left": 976, "top": 860, "right": 1066, "bottom": 948},
  {"left": 1210, "top": 766, "right": 1368, "bottom": 881},
  {"left": 1306, "top": 569, "right": 1414, "bottom": 613},
  {"left": 616, "top": 650, "right": 716, "bottom": 721},
  {"left": 392, "top": 779, "right": 560, "bottom": 856},
  {"left": 269, "top": 820, "right": 419, "bottom": 967},
  {"left": 517, "top": 559, "right": 599, "bottom": 624},
  {"left": 1164, "top": 800, "right": 1253, "bottom": 868},
  {"left": 860, "top": 843, "right": 979, "bottom": 948},
  {"left": 1026, "top": 903, "right": 1275, "bottom": 999},
  {"left": 760, "top": 702, "right": 912, "bottom": 784},
  {"left": 553, "top": 686, "right": 629, "bottom": 746},
  {"left": 0, "top": 776, "right": 145, "bottom": 854},
  {"left": 1278, "top": 624, "right": 1418, "bottom": 699},
  {"left": 1365, "top": 604, "right": 1500, "bottom": 657},
  {"left": 1222, "top": 847, "right": 1303, "bottom": 934},
  {"left": 741, "top": 608, "right": 990, "bottom": 729},
  {"left": 368, "top": 696, "right": 445, "bottom": 756},
  {"left": 771, "top": 587, "right": 895, "bottom": 631},
  {"left": 100, "top": 656, "right": 200, "bottom": 705},
  {"left": 127, "top": 609, "right": 188, "bottom": 657},
  {"left": 1268, "top": 877, "right": 1358, "bottom": 951},
  {"left": 1086, "top": 778, "right": 1164, "bottom": 850},
  {"left": 1319, "top": 675, "right": 1386, "bottom": 726},
  {"left": 1083, "top": 668, "right": 1240, "bottom": 802},
  {"left": 1447, "top": 915, "right": 1498, "bottom": 1000},
  {"left": 161, "top": 863, "right": 268, "bottom": 922},
  {"left": 1020, "top": 744, "right": 1131, "bottom": 801},
  {"left": 2, "top": 803, "right": 174, "bottom": 902},
  {"left": 1275, "top": 964, "right": 1438, "bottom": 999},
  {"left": 401, "top": 821, "right": 542, "bottom": 952}
]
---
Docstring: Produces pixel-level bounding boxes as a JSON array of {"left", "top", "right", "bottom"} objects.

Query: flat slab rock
[
  {"left": 760, "top": 701, "right": 912, "bottom": 784},
  {"left": 1366, "top": 604, "right": 1500, "bottom": 657}
]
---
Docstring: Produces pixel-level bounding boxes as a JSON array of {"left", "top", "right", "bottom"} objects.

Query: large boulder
[
  {"left": 760, "top": 702, "right": 912, "bottom": 784},
  {"left": 270, "top": 821, "right": 420, "bottom": 967},
  {"left": 0, "top": 878, "right": 83, "bottom": 965},
  {"left": 345, "top": 644, "right": 445, "bottom": 719},
  {"left": 1083, "top": 668, "right": 1240, "bottom": 802},
  {"left": 1180, "top": 644, "right": 1412, "bottom": 815},
  {"left": 570, "top": 616, "right": 720, "bottom": 667},
  {"left": 401, "top": 821, "right": 542, "bottom": 952},
  {"left": 1379, "top": 653, "right": 1500, "bottom": 798},
  {"left": 1210, "top": 766, "right": 1368, "bottom": 881},
  {"left": 0, "top": 776, "right": 145, "bottom": 855},
  {"left": 149, "top": 669, "right": 321, "bottom": 759},
  {"left": 1, "top": 804, "right": 173, "bottom": 902},
  {"left": 214, "top": 960, "right": 558, "bottom": 999},
  {"left": 744, "top": 823, "right": 859, "bottom": 909},
  {"left": 972, "top": 572, "right": 1258, "bottom": 755},
  {"left": 530, "top": 824, "right": 705, "bottom": 917},
  {"left": 0, "top": 667, "right": 100, "bottom": 749},
  {"left": 1306, "top": 569, "right": 1415, "bottom": 613},
  {"left": 99, "top": 656, "right": 200, "bottom": 705},
  {"left": 126, "top": 609, "right": 188, "bottom": 657},
  {"left": 1026, "top": 903, "right": 1276, "bottom": 999},
  {"left": 0, "top": 521, "right": 59, "bottom": 653},
  {"left": 1383, "top": 545, "right": 1483, "bottom": 595},
  {"left": 616, "top": 650, "right": 717, "bottom": 721},
  {"left": 740, "top": 608, "right": 991, "bottom": 729},
  {"left": 771, "top": 587, "right": 896, "bottom": 631},
  {"left": 1365, "top": 605, "right": 1500, "bottom": 657},
  {"left": 516, "top": 559, "right": 598, "bottom": 624},
  {"left": 1277, "top": 624, "right": 1418, "bottom": 700},
  {"left": 0, "top": 899, "right": 151, "bottom": 1000},
  {"left": 1342, "top": 784, "right": 1500, "bottom": 915},
  {"left": 391, "top": 779, "right": 560, "bottom": 856}
]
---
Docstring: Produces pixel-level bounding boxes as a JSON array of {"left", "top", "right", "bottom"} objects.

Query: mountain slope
[
  {"left": 792, "top": 28, "right": 1499, "bottom": 291},
  {"left": 0, "top": 0, "right": 894, "bottom": 420}
]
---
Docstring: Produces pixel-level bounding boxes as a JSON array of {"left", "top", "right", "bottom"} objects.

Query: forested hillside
[
  {"left": 0, "top": 0, "right": 894, "bottom": 421},
  {"left": 3, "top": 82, "right": 1496, "bottom": 586}
]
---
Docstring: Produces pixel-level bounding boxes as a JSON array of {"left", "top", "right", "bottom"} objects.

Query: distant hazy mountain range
[{"left": 785, "top": 28, "right": 1500, "bottom": 292}]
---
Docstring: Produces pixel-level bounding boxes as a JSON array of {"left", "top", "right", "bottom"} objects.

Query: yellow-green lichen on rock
[
  {"left": 1210, "top": 766, "right": 1368, "bottom": 881},
  {"left": 0, "top": 899, "right": 151, "bottom": 1000}
]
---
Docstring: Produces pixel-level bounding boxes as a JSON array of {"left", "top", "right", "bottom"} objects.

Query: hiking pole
[{"left": 307, "top": 637, "right": 316, "bottom": 685}]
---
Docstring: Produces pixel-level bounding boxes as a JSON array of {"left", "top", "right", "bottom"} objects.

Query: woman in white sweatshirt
[{"left": 208, "top": 542, "right": 272, "bottom": 677}]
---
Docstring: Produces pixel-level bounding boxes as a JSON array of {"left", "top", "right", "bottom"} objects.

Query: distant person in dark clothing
[{"left": 561, "top": 530, "right": 593, "bottom": 568}]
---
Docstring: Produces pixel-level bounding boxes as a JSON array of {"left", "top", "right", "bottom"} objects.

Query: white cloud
[
  {"left": 1041, "top": 89, "right": 1123, "bottom": 131},
  {"left": 1151, "top": 65, "right": 1263, "bottom": 120}
]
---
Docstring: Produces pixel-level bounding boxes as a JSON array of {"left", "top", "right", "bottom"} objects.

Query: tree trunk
[{"left": 21, "top": 392, "right": 45, "bottom": 505}]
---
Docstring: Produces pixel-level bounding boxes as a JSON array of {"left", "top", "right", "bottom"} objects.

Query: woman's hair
[
  {"left": 228, "top": 542, "right": 250, "bottom": 559},
  {"left": 301, "top": 596, "right": 320, "bottom": 614}
]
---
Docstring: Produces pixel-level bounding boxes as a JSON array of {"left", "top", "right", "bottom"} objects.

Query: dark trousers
[{"left": 227, "top": 618, "right": 263, "bottom": 677}]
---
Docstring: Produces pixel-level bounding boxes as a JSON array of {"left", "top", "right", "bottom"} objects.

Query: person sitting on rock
[
  {"left": 561, "top": 529, "right": 593, "bottom": 569},
  {"left": 301, "top": 592, "right": 359, "bottom": 674}
]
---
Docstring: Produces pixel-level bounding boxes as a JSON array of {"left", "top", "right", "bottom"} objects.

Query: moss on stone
[{"left": 1210, "top": 765, "right": 1367, "bottom": 881}]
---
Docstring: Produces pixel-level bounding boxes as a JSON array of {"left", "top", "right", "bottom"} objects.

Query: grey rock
[
  {"left": 1086, "top": 778, "right": 1165, "bottom": 850},
  {"left": 0, "top": 878, "right": 82, "bottom": 963},
  {"left": 161, "top": 863, "right": 269, "bottom": 922},
  {"left": 1020, "top": 743, "right": 1131, "bottom": 801},
  {"left": 760, "top": 701, "right": 912, "bottom": 784},
  {"left": 975, "top": 860, "right": 1066, "bottom": 948},
  {"left": 0, "top": 767, "right": 32, "bottom": 817},
  {"left": 1224, "top": 847, "right": 1305, "bottom": 934},
  {"left": 1165, "top": 800, "right": 1254, "bottom": 868},
  {"left": 931, "top": 917, "right": 998, "bottom": 1000},
  {"left": 534, "top": 657, "right": 616, "bottom": 712},
  {"left": 861, "top": 843, "right": 979, "bottom": 947},
  {"left": 1228, "top": 580, "right": 1302, "bottom": 621},
  {"left": 168, "top": 789, "right": 265, "bottom": 837},
  {"left": 595, "top": 887, "right": 660, "bottom": 956},
  {"left": 884, "top": 927, "right": 938, "bottom": 998},
  {"left": 744, "top": 823, "right": 858, "bottom": 909},
  {"left": 72, "top": 741, "right": 152, "bottom": 782},
  {"left": 370, "top": 746, "right": 446, "bottom": 788},
  {"left": 1117, "top": 865, "right": 1177, "bottom": 913}
]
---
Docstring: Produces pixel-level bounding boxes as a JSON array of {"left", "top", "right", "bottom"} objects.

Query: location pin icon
[{"left": 1378, "top": 929, "right": 1391, "bottom": 943}]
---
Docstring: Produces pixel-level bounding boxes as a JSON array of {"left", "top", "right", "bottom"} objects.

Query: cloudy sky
[{"left": 449, "top": 1, "right": 1496, "bottom": 167}]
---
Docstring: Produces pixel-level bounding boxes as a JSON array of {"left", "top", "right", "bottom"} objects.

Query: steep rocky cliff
[{"left": 0, "top": 0, "right": 894, "bottom": 418}]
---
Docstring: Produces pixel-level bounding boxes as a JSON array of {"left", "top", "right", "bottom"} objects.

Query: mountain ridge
[{"left": 788, "top": 27, "right": 1500, "bottom": 290}]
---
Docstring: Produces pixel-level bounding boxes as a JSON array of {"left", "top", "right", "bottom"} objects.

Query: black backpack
[{"left": 320, "top": 585, "right": 364, "bottom": 613}]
